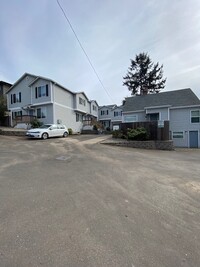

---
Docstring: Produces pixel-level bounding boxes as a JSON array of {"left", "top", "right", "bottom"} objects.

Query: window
[
  {"left": 114, "top": 111, "right": 122, "bottom": 117},
  {"left": 13, "top": 111, "right": 22, "bottom": 118},
  {"left": 191, "top": 110, "right": 200, "bottom": 123},
  {"left": 124, "top": 115, "right": 137, "bottom": 122},
  {"left": 35, "top": 85, "right": 48, "bottom": 98},
  {"left": 36, "top": 107, "right": 46, "bottom": 118},
  {"left": 100, "top": 110, "right": 108, "bottom": 115},
  {"left": 172, "top": 132, "right": 184, "bottom": 138},
  {"left": 58, "top": 125, "right": 65, "bottom": 129},
  {"left": 148, "top": 113, "right": 159, "bottom": 121},
  {"left": 76, "top": 113, "right": 83, "bottom": 122},
  {"left": 11, "top": 92, "right": 21, "bottom": 104},
  {"left": 93, "top": 105, "right": 97, "bottom": 111},
  {"left": 79, "top": 97, "right": 86, "bottom": 106}
]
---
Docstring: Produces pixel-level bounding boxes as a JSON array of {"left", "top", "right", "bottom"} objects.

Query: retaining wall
[
  {"left": 104, "top": 139, "right": 174, "bottom": 150},
  {"left": 0, "top": 129, "right": 26, "bottom": 136}
]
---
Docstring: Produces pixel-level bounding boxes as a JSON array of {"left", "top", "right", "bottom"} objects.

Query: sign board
[
  {"left": 158, "top": 120, "right": 164, "bottom": 128},
  {"left": 113, "top": 125, "right": 119, "bottom": 131}
]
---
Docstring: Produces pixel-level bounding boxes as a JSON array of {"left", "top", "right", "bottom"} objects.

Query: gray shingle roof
[
  {"left": 123, "top": 89, "right": 200, "bottom": 112},
  {"left": 99, "top": 104, "right": 117, "bottom": 110}
]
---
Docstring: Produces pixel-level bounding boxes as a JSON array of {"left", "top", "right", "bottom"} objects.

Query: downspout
[
  {"left": 51, "top": 82, "right": 55, "bottom": 123},
  {"left": 168, "top": 107, "right": 170, "bottom": 121},
  {"left": 10, "top": 109, "right": 13, "bottom": 127},
  {"left": 7, "top": 94, "right": 13, "bottom": 127},
  {"left": 30, "top": 85, "right": 32, "bottom": 105}
]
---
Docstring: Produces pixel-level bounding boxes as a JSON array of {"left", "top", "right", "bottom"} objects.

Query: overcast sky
[{"left": 0, "top": 0, "right": 200, "bottom": 105}]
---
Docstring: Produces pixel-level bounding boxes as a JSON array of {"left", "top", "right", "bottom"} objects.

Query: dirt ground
[{"left": 0, "top": 134, "right": 200, "bottom": 267}]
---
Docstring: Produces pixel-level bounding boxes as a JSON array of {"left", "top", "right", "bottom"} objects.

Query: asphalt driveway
[{"left": 0, "top": 135, "right": 200, "bottom": 267}]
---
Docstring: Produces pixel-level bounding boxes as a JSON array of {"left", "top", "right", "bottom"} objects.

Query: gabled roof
[
  {"left": 6, "top": 73, "right": 85, "bottom": 98},
  {"left": 99, "top": 104, "right": 117, "bottom": 110},
  {"left": 6, "top": 72, "right": 75, "bottom": 95},
  {"left": 90, "top": 100, "right": 99, "bottom": 106},
  {"left": 28, "top": 75, "right": 75, "bottom": 95},
  {"left": 75, "top": 91, "right": 89, "bottom": 101},
  {"left": 123, "top": 89, "right": 200, "bottom": 112},
  {"left": 0, "top": 81, "right": 12, "bottom": 87},
  {"left": 6, "top": 72, "right": 98, "bottom": 104},
  {"left": 112, "top": 105, "right": 123, "bottom": 111},
  {"left": 6, "top": 73, "right": 37, "bottom": 93}
]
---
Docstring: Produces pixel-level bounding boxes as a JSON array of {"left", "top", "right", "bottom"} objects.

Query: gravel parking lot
[{"left": 0, "top": 135, "right": 200, "bottom": 267}]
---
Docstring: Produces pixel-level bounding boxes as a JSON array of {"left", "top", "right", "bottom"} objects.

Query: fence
[
  {"left": 120, "top": 121, "right": 170, "bottom": 141},
  {"left": 13, "top": 115, "right": 36, "bottom": 126}
]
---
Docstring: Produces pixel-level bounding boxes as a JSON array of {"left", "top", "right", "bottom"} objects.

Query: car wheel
[
  {"left": 63, "top": 132, "right": 68, "bottom": 138},
  {"left": 42, "top": 132, "right": 48, "bottom": 140}
]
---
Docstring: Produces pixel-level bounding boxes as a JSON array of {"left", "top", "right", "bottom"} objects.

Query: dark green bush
[
  {"left": 31, "top": 119, "right": 43, "bottom": 128},
  {"left": 112, "top": 130, "right": 123, "bottom": 138},
  {"left": 127, "top": 127, "right": 149, "bottom": 141},
  {"left": 93, "top": 124, "right": 97, "bottom": 131},
  {"left": 68, "top": 128, "right": 73, "bottom": 135}
]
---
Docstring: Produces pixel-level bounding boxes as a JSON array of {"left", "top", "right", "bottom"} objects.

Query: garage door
[{"left": 189, "top": 131, "right": 198, "bottom": 148}]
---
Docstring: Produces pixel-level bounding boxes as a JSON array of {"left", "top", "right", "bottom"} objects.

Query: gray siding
[
  {"left": 98, "top": 107, "right": 112, "bottom": 120},
  {"left": 7, "top": 74, "right": 35, "bottom": 110},
  {"left": 170, "top": 107, "right": 200, "bottom": 147},
  {"left": 111, "top": 107, "right": 122, "bottom": 122},
  {"left": 76, "top": 93, "right": 90, "bottom": 114},
  {"left": 34, "top": 104, "right": 53, "bottom": 125},
  {"left": 90, "top": 100, "right": 98, "bottom": 118},
  {"left": 54, "top": 103, "right": 82, "bottom": 132},
  {"left": 145, "top": 107, "right": 169, "bottom": 121},
  {"left": 53, "top": 85, "right": 82, "bottom": 132},
  {"left": 31, "top": 78, "right": 52, "bottom": 105},
  {"left": 122, "top": 111, "right": 146, "bottom": 122},
  {"left": 53, "top": 84, "right": 74, "bottom": 108}
]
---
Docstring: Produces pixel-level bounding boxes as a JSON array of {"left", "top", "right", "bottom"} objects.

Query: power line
[{"left": 56, "top": 0, "right": 114, "bottom": 103}]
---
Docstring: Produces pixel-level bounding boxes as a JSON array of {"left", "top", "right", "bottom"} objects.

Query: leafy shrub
[
  {"left": 93, "top": 124, "right": 98, "bottom": 131},
  {"left": 30, "top": 119, "right": 43, "bottom": 128},
  {"left": 127, "top": 127, "right": 149, "bottom": 141},
  {"left": 68, "top": 128, "right": 73, "bottom": 135},
  {"left": 112, "top": 130, "right": 123, "bottom": 139}
]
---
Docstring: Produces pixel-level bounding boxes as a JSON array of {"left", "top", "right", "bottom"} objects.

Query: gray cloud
[{"left": 0, "top": 0, "right": 199, "bottom": 105}]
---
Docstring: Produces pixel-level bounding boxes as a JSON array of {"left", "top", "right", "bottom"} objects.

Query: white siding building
[{"left": 6, "top": 73, "right": 98, "bottom": 133}]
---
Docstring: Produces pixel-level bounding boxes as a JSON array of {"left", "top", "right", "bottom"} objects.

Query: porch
[{"left": 13, "top": 115, "right": 36, "bottom": 127}]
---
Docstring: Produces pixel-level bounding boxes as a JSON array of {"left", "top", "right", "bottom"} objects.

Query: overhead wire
[{"left": 56, "top": 0, "right": 114, "bottom": 103}]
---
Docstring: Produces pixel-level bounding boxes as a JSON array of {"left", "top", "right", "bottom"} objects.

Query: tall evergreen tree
[{"left": 123, "top": 53, "right": 166, "bottom": 95}]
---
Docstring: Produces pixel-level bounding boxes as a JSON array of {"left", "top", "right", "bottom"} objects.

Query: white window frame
[
  {"left": 124, "top": 115, "right": 138, "bottom": 122},
  {"left": 11, "top": 92, "right": 21, "bottom": 103},
  {"left": 79, "top": 97, "right": 86, "bottom": 106},
  {"left": 36, "top": 107, "right": 46, "bottom": 119},
  {"left": 191, "top": 110, "right": 200, "bottom": 123},
  {"left": 172, "top": 131, "right": 184, "bottom": 138},
  {"left": 35, "top": 84, "right": 48, "bottom": 98}
]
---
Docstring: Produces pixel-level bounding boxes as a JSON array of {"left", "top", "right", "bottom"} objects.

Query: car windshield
[{"left": 39, "top": 124, "right": 52, "bottom": 129}]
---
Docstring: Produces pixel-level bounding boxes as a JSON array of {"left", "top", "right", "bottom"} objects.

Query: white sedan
[{"left": 26, "top": 124, "right": 69, "bottom": 139}]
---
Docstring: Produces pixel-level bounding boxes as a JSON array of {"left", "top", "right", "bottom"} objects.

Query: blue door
[{"left": 189, "top": 131, "right": 198, "bottom": 148}]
